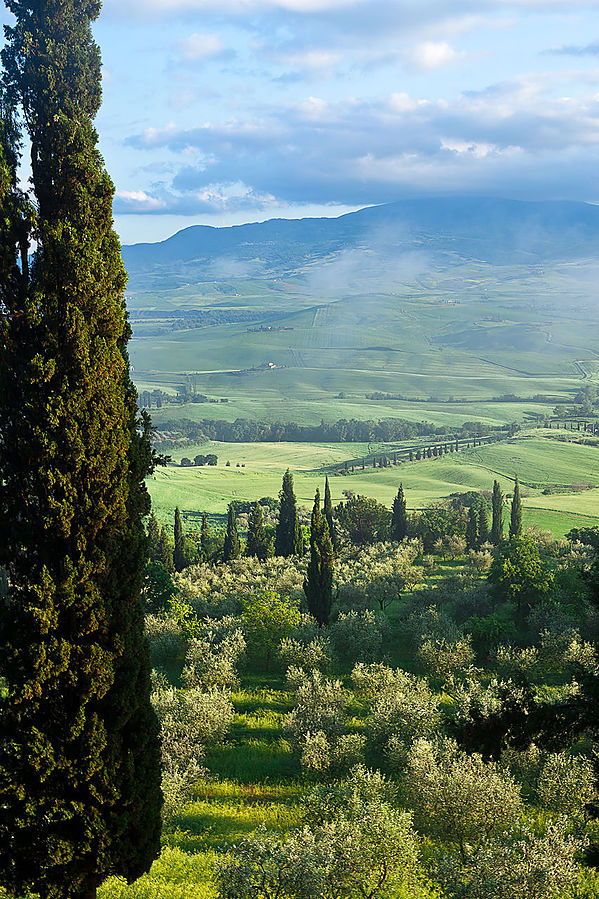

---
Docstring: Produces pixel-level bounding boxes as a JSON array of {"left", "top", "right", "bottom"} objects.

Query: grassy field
[{"left": 147, "top": 431, "right": 599, "bottom": 537}]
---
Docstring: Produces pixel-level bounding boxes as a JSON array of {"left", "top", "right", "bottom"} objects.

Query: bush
[
  {"left": 285, "top": 670, "right": 347, "bottom": 748},
  {"left": 242, "top": 590, "right": 301, "bottom": 670},
  {"left": 418, "top": 635, "right": 475, "bottom": 682},
  {"left": 538, "top": 751, "right": 595, "bottom": 819},
  {"left": 404, "top": 737, "right": 522, "bottom": 857},
  {"left": 300, "top": 732, "right": 366, "bottom": 778},
  {"left": 278, "top": 635, "right": 332, "bottom": 673},
  {"left": 152, "top": 687, "right": 234, "bottom": 815},
  {"left": 352, "top": 662, "right": 409, "bottom": 698},
  {"left": 145, "top": 612, "right": 184, "bottom": 667},
  {"left": 218, "top": 768, "right": 420, "bottom": 899},
  {"left": 330, "top": 610, "right": 384, "bottom": 664},
  {"left": 434, "top": 818, "right": 581, "bottom": 899},
  {"left": 369, "top": 672, "right": 441, "bottom": 764},
  {"left": 182, "top": 616, "right": 246, "bottom": 690},
  {"left": 494, "top": 644, "right": 540, "bottom": 679}
]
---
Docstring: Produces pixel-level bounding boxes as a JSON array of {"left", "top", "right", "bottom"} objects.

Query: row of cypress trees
[{"left": 0, "top": 1, "right": 162, "bottom": 898}]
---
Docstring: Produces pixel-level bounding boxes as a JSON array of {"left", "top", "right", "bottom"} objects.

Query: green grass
[{"left": 148, "top": 432, "right": 599, "bottom": 537}]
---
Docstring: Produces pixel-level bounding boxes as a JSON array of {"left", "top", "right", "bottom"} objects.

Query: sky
[{"left": 14, "top": 0, "right": 599, "bottom": 244}]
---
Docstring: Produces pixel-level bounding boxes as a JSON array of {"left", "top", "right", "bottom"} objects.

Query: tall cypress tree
[
  {"left": 391, "top": 483, "right": 408, "bottom": 542},
  {"left": 491, "top": 480, "right": 504, "bottom": 545},
  {"left": 147, "top": 512, "right": 161, "bottom": 561},
  {"left": 275, "top": 469, "right": 301, "bottom": 557},
  {"left": 510, "top": 476, "right": 523, "bottom": 539},
  {"left": 303, "top": 489, "right": 334, "bottom": 626},
  {"left": 246, "top": 501, "right": 271, "bottom": 560},
  {"left": 478, "top": 505, "right": 489, "bottom": 546},
  {"left": 0, "top": 2, "right": 162, "bottom": 897},
  {"left": 466, "top": 506, "right": 479, "bottom": 550},
  {"left": 223, "top": 504, "right": 241, "bottom": 561},
  {"left": 323, "top": 476, "right": 338, "bottom": 552},
  {"left": 173, "top": 506, "right": 185, "bottom": 572},
  {"left": 201, "top": 514, "right": 212, "bottom": 560}
]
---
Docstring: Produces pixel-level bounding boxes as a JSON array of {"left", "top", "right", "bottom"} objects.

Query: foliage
[
  {"left": 182, "top": 617, "right": 246, "bottom": 690},
  {"left": 0, "top": 1, "right": 163, "bottom": 894},
  {"left": 411, "top": 506, "right": 466, "bottom": 554},
  {"left": 275, "top": 469, "right": 302, "bottom": 557},
  {"left": 246, "top": 501, "right": 272, "bottom": 561},
  {"left": 285, "top": 670, "right": 347, "bottom": 748},
  {"left": 223, "top": 504, "right": 241, "bottom": 561},
  {"left": 489, "top": 536, "right": 554, "bottom": 621},
  {"left": 404, "top": 737, "right": 522, "bottom": 859},
  {"left": 278, "top": 635, "right": 332, "bottom": 673},
  {"left": 537, "top": 751, "right": 596, "bottom": 819},
  {"left": 491, "top": 480, "right": 504, "bottom": 545},
  {"left": 510, "top": 476, "right": 523, "bottom": 539},
  {"left": 391, "top": 484, "right": 409, "bottom": 542},
  {"left": 300, "top": 731, "right": 366, "bottom": 777},
  {"left": 368, "top": 671, "right": 441, "bottom": 764},
  {"left": 152, "top": 686, "right": 234, "bottom": 816},
  {"left": 242, "top": 590, "right": 301, "bottom": 670},
  {"left": 336, "top": 494, "right": 391, "bottom": 545},
  {"left": 304, "top": 490, "right": 334, "bottom": 626},
  {"left": 144, "top": 560, "right": 176, "bottom": 613},
  {"left": 418, "top": 636, "right": 475, "bottom": 683},
  {"left": 145, "top": 612, "right": 185, "bottom": 668},
  {"left": 330, "top": 610, "right": 385, "bottom": 664}
]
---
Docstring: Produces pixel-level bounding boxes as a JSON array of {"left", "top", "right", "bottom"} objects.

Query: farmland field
[{"left": 148, "top": 431, "right": 599, "bottom": 536}]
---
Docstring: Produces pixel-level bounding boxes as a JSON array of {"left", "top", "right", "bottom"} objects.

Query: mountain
[{"left": 122, "top": 197, "right": 599, "bottom": 291}]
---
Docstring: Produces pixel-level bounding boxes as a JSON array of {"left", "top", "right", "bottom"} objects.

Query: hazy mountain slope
[{"left": 122, "top": 197, "right": 599, "bottom": 291}]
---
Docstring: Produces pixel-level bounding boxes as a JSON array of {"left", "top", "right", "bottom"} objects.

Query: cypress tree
[
  {"left": 147, "top": 512, "right": 161, "bottom": 562},
  {"left": 0, "top": 2, "right": 162, "bottom": 897},
  {"left": 391, "top": 483, "right": 408, "bottom": 542},
  {"left": 275, "top": 469, "right": 301, "bottom": 557},
  {"left": 491, "top": 480, "right": 503, "bottom": 544},
  {"left": 157, "top": 525, "right": 174, "bottom": 572},
  {"left": 201, "top": 514, "right": 212, "bottom": 560},
  {"left": 303, "top": 489, "right": 334, "bottom": 626},
  {"left": 173, "top": 506, "right": 185, "bottom": 572},
  {"left": 478, "top": 505, "right": 489, "bottom": 546},
  {"left": 323, "top": 476, "right": 338, "bottom": 551},
  {"left": 246, "top": 501, "right": 271, "bottom": 561},
  {"left": 223, "top": 504, "right": 241, "bottom": 561},
  {"left": 466, "top": 506, "right": 479, "bottom": 550},
  {"left": 510, "top": 476, "right": 523, "bottom": 539}
]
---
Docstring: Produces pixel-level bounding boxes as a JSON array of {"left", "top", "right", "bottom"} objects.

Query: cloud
[
  {"left": 404, "top": 40, "right": 470, "bottom": 72},
  {"left": 115, "top": 181, "right": 277, "bottom": 215},
  {"left": 122, "top": 73, "right": 599, "bottom": 212},
  {"left": 547, "top": 41, "right": 599, "bottom": 56},
  {"left": 177, "top": 32, "right": 233, "bottom": 62}
]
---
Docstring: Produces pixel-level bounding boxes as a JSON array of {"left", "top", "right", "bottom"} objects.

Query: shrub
[
  {"left": 145, "top": 612, "right": 184, "bottom": 667},
  {"left": 242, "top": 590, "right": 301, "bottom": 670},
  {"left": 152, "top": 687, "right": 234, "bottom": 815},
  {"left": 352, "top": 662, "right": 410, "bottom": 698},
  {"left": 404, "top": 737, "right": 522, "bottom": 857},
  {"left": 369, "top": 673, "right": 441, "bottom": 764},
  {"left": 182, "top": 616, "right": 246, "bottom": 690},
  {"left": 434, "top": 818, "right": 581, "bottom": 899},
  {"left": 538, "top": 751, "right": 596, "bottom": 819},
  {"left": 300, "top": 732, "right": 366, "bottom": 778},
  {"left": 418, "top": 635, "right": 475, "bottom": 682},
  {"left": 285, "top": 670, "right": 347, "bottom": 748},
  {"left": 494, "top": 644, "right": 540, "bottom": 678},
  {"left": 330, "top": 610, "right": 384, "bottom": 664},
  {"left": 278, "top": 635, "right": 332, "bottom": 673}
]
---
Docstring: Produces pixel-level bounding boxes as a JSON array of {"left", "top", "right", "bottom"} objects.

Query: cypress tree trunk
[{"left": 0, "top": 2, "right": 162, "bottom": 898}]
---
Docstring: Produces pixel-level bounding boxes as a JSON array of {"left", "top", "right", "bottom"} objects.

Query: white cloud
[
  {"left": 405, "top": 41, "right": 463, "bottom": 71},
  {"left": 177, "top": 32, "right": 228, "bottom": 61}
]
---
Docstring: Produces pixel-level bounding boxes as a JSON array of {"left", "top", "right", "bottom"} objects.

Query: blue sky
[{"left": 27, "top": 0, "right": 599, "bottom": 243}]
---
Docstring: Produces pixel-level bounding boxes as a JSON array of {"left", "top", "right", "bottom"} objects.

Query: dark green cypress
[
  {"left": 201, "top": 514, "right": 212, "bottom": 560},
  {"left": 147, "top": 512, "right": 161, "bottom": 562},
  {"left": 157, "top": 526, "right": 174, "bottom": 571},
  {"left": 391, "top": 483, "right": 408, "bottom": 542},
  {"left": 323, "top": 476, "right": 338, "bottom": 551},
  {"left": 246, "top": 502, "right": 271, "bottom": 561},
  {"left": 478, "top": 505, "right": 489, "bottom": 546},
  {"left": 303, "top": 490, "right": 334, "bottom": 626},
  {"left": 466, "top": 506, "right": 479, "bottom": 550},
  {"left": 491, "top": 480, "right": 504, "bottom": 545},
  {"left": 173, "top": 506, "right": 185, "bottom": 572},
  {"left": 510, "top": 476, "right": 523, "bottom": 539},
  {"left": 0, "top": 2, "right": 162, "bottom": 897},
  {"left": 275, "top": 469, "right": 301, "bottom": 557},
  {"left": 223, "top": 504, "right": 241, "bottom": 561}
]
